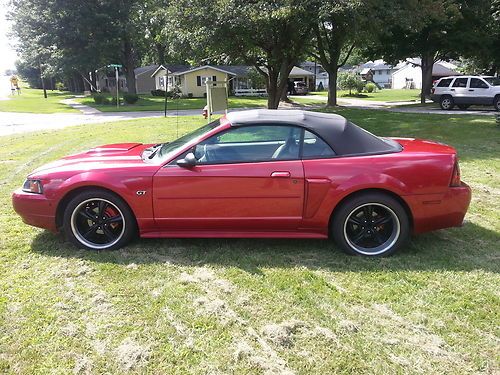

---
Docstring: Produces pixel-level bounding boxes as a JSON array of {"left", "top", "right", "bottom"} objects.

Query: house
[
  {"left": 359, "top": 60, "right": 397, "bottom": 88},
  {"left": 391, "top": 59, "right": 461, "bottom": 89},
  {"left": 360, "top": 68, "right": 374, "bottom": 82},
  {"left": 95, "top": 64, "right": 159, "bottom": 94},
  {"left": 134, "top": 64, "right": 159, "bottom": 94},
  {"left": 95, "top": 70, "right": 127, "bottom": 93},
  {"left": 299, "top": 61, "right": 325, "bottom": 76},
  {"left": 151, "top": 65, "right": 239, "bottom": 97},
  {"left": 151, "top": 64, "right": 315, "bottom": 97}
]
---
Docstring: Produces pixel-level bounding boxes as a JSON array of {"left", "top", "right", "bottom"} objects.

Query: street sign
[{"left": 107, "top": 64, "right": 123, "bottom": 68}]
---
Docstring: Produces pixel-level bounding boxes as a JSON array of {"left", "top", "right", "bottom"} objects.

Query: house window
[
  {"left": 159, "top": 76, "right": 165, "bottom": 88},
  {"left": 197, "top": 75, "right": 216, "bottom": 86}
]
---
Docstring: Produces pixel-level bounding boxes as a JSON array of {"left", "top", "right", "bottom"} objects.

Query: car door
[
  {"left": 450, "top": 77, "right": 469, "bottom": 103},
  {"left": 152, "top": 124, "right": 305, "bottom": 231},
  {"left": 469, "top": 77, "right": 492, "bottom": 105}
]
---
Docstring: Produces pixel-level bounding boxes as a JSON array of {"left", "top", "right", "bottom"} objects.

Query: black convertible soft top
[{"left": 225, "top": 109, "right": 402, "bottom": 156}]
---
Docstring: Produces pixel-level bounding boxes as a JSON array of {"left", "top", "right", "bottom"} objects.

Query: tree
[
  {"left": 174, "top": 0, "right": 315, "bottom": 109},
  {"left": 338, "top": 72, "right": 364, "bottom": 95},
  {"left": 311, "top": 0, "right": 373, "bottom": 106},
  {"left": 365, "top": 0, "right": 493, "bottom": 103}
]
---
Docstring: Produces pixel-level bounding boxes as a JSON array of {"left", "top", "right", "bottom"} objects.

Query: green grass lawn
[
  {"left": 76, "top": 94, "right": 269, "bottom": 112},
  {"left": 310, "top": 89, "right": 422, "bottom": 102},
  {"left": 0, "top": 110, "right": 498, "bottom": 374},
  {"left": 0, "top": 87, "right": 78, "bottom": 113}
]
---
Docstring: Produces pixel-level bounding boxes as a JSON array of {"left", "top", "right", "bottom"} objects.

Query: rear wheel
[
  {"left": 457, "top": 104, "right": 470, "bottom": 110},
  {"left": 494, "top": 95, "right": 500, "bottom": 111},
  {"left": 63, "top": 189, "right": 136, "bottom": 250},
  {"left": 440, "top": 95, "right": 454, "bottom": 110},
  {"left": 332, "top": 193, "right": 410, "bottom": 257}
]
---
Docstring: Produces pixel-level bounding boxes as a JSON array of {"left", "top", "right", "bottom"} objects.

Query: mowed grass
[
  {"left": 0, "top": 110, "right": 499, "bottom": 374},
  {"left": 76, "top": 94, "right": 268, "bottom": 112},
  {"left": 0, "top": 87, "right": 78, "bottom": 113}
]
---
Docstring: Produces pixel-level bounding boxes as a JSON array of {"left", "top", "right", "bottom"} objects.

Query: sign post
[{"left": 108, "top": 64, "right": 122, "bottom": 109}]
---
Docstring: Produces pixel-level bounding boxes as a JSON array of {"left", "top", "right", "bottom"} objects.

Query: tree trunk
[
  {"left": 420, "top": 53, "right": 434, "bottom": 104},
  {"left": 156, "top": 43, "right": 166, "bottom": 65},
  {"left": 123, "top": 37, "right": 137, "bottom": 94},
  {"left": 267, "top": 72, "right": 280, "bottom": 109},
  {"left": 325, "top": 66, "right": 338, "bottom": 106}
]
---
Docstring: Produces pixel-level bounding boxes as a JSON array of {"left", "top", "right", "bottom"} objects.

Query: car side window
[
  {"left": 452, "top": 78, "right": 468, "bottom": 88},
  {"left": 302, "top": 130, "right": 336, "bottom": 158},
  {"left": 195, "top": 125, "right": 302, "bottom": 164},
  {"left": 437, "top": 78, "right": 453, "bottom": 87},
  {"left": 470, "top": 78, "right": 489, "bottom": 89}
]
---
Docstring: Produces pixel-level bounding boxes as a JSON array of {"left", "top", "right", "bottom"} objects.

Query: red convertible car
[{"left": 12, "top": 110, "right": 471, "bottom": 256}]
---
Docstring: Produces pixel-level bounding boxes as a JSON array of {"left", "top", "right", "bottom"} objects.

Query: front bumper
[
  {"left": 12, "top": 189, "right": 58, "bottom": 232},
  {"left": 406, "top": 182, "right": 472, "bottom": 234}
]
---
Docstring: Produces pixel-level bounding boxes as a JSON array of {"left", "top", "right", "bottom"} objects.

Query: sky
[{"left": 0, "top": 0, "right": 19, "bottom": 73}]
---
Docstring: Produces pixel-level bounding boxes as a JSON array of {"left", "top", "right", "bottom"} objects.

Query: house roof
[
  {"left": 289, "top": 66, "right": 315, "bottom": 77},
  {"left": 360, "top": 68, "right": 373, "bottom": 74},
  {"left": 172, "top": 65, "right": 239, "bottom": 76},
  {"left": 134, "top": 64, "right": 159, "bottom": 77},
  {"left": 393, "top": 59, "right": 461, "bottom": 77},
  {"left": 150, "top": 64, "right": 191, "bottom": 77},
  {"left": 225, "top": 109, "right": 402, "bottom": 156}
]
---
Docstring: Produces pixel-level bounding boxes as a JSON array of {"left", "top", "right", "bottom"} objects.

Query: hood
[{"left": 29, "top": 143, "right": 155, "bottom": 176}]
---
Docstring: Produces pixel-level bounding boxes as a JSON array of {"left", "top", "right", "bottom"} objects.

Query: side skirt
[{"left": 140, "top": 230, "right": 328, "bottom": 239}]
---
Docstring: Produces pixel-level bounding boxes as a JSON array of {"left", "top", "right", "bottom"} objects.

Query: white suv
[{"left": 431, "top": 76, "right": 500, "bottom": 111}]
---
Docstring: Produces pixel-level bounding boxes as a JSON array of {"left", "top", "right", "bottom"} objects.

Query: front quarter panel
[{"left": 48, "top": 168, "right": 158, "bottom": 231}]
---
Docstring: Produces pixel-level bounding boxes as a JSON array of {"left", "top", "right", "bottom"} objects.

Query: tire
[
  {"left": 494, "top": 95, "right": 500, "bottom": 111},
  {"left": 62, "top": 189, "right": 136, "bottom": 250},
  {"left": 331, "top": 192, "right": 410, "bottom": 257},
  {"left": 440, "top": 95, "right": 455, "bottom": 110},
  {"left": 457, "top": 104, "right": 470, "bottom": 110}
]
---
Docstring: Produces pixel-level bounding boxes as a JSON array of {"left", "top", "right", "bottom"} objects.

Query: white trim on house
[
  {"left": 172, "top": 65, "right": 238, "bottom": 76},
  {"left": 150, "top": 65, "right": 173, "bottom": 78}
]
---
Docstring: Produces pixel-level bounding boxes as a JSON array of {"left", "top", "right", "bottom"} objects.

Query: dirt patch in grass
[{"left": 115, "top": 338, "right": 150, "bottom": 371}]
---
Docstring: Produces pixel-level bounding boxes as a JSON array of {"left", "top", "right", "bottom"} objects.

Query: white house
[
  {"left": 359, "top": 60, "right": 397, "bottom": 88},
  {"left": 391, "top": 59, "right": 461, "bottom": 89}
]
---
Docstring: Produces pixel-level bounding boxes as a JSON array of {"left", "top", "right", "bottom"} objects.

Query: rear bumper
[
  {"left": 12, "top": 189, "right": 58, "bottom": 232},
  {"left": 406, "top": 182, "right": 472, "bottom": 234},
  {"left": 430, "top": 94, "right": 440, "bottom": 103}
]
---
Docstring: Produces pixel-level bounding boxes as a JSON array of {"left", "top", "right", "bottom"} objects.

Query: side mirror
[{"left": 177, "top": 152, "right": 197, "bottom": 168}]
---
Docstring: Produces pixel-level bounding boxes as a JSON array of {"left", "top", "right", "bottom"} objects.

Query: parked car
[
  {"left": 431, "top": 75, "right": 500, "bottom": 111},
  {"left": 294, "top": 81, "right": 309, "bottom": 95},
  {"left": 12, "top": 110, "right": 471, "bottom": 257}
]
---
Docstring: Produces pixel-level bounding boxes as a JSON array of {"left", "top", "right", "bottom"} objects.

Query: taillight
[
  {"left": 431, "top": 88, "right": 435, "bottom": 94},
  {"left": 450, "top": 161, "right": 461, "bottom": 187}
]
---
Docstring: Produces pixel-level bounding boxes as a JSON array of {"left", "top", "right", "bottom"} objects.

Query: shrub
[
  {"left": 123, "top": 93, "right": 139, "bottom": 104},
  {"left": 55, "top": 82, "right": 66, "bottom": 91},
  {"left": 110, "top": 96, "right": 121, "bottom": 106},
  {"left": 151, "top": 89, "right": 165, "bottom": 96},
  {"left": 92, "top": 93, "right": 108, "bottom": 104},
  {"left": 365, "top": 82, "right": 377, "bottom": 93},
  {"left": 187, "top": 93, "right": 193, "bottom": 98},
  {"left": 355, "top": 80, "right": 365, "bottom": 94}
]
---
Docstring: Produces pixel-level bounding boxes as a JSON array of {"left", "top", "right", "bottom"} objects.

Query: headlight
[{"left": 22, "top": 179, "right": 43, "bottom": 194}]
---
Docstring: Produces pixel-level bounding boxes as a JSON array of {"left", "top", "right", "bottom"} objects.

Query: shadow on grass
[{"left": 30, "top": 221, "right": 499, "bottom": 274}]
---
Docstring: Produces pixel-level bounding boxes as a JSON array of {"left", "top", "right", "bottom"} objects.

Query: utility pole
[{"left": 164, "top": 68, "right": 169, "bottom": 117}]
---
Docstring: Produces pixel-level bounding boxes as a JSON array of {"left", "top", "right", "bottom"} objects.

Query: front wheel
[
  {"left": 332, "top": 193, "right": 410, "bottom": 256},
  {"left": 440, "top": 96, "right": 454, "bottom": 110},
  {"left": 62, "top": 189, "right": 137, "bottom": 250}
]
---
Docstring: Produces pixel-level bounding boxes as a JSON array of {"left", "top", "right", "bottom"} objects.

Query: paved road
[{"left": 1, "top": 94, "right": 497, "bottom": 136}]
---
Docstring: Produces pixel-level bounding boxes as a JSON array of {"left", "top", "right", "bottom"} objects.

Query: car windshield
[
  {"left": 157, "top": 119, "right": 220, "bottom": 160},
  {"left": 484, "top": 77, "right": 500, "bottom": 86}
]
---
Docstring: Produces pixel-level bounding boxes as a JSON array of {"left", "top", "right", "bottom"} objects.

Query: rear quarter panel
[{"left": 301, "top": 138, "right": 457, "bottom": 233}]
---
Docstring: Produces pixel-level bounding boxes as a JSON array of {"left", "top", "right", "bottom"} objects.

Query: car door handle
[
  {"left": 271, "top": 171, "right": 291, "bottom": 178},
  {"left": 468, "top": 89, "right": 474, "bottom": 91},
  {"left": 450, "top": 89, "right": 455, "bottom": 91}
]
